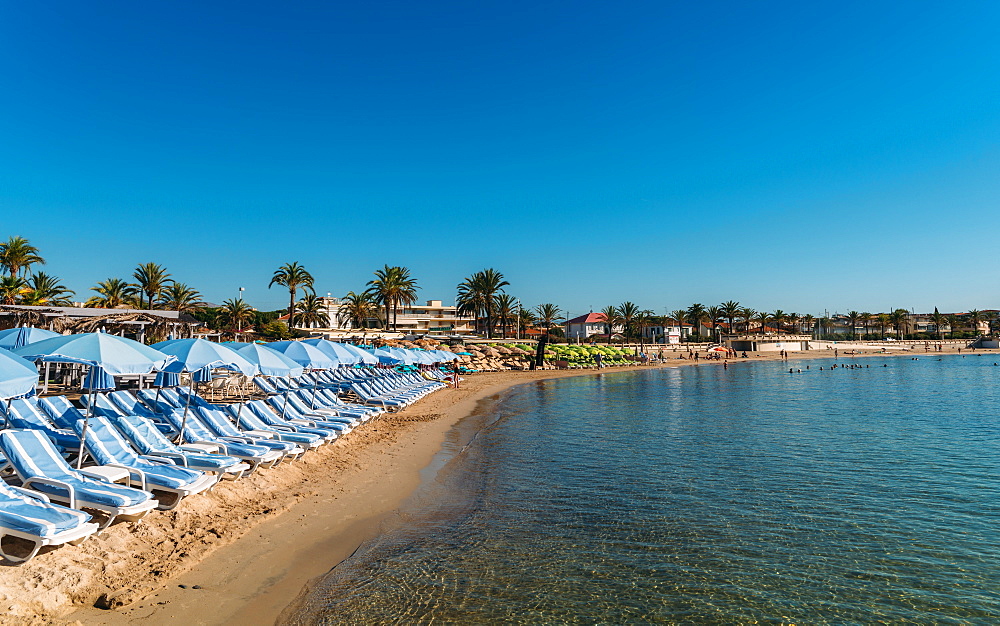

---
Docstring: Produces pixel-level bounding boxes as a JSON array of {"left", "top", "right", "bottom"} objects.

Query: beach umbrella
[
  {"left": 0, "top": 347, "right": 39, "bottom": 402},
  {"left": 14, "top": 332, "right": 173, "bottom": 467},
  {"left": 0, "top": 327, "right": 61, "bottom": 350},
  {"left": 340, "top": 343, "right": 378, "bottom": 365},
  {"left": 152, "top": 338, "right": 259, "bottom": 442},
  {"left": 372, "top": 348, "right": 404, "bottom": 364},
  {"left": 236, "top": 343, "right": 304, "bottom": 378},
  {"left": 301, "top": 338, "right": 361, "bottom": 365},
  {"left": 266, "top": 341, "right": 341, "bottom": 369}
]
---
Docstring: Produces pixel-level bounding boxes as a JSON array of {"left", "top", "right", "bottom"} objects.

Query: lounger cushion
[{"left": 0, "top": 482, "right": 91, "bottom": 538}]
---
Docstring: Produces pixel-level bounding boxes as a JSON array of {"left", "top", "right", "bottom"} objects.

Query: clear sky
[{"left": 2, "top": 1, "right": 999, "bottom": 318}]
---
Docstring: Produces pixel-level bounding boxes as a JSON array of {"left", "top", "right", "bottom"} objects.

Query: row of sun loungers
[{"left": 0, "top": 367, "right": 450, "bottom": 564}]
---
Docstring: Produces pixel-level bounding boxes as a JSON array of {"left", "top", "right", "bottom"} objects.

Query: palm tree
[
  {"left": 494, "top": 294, "right": 518, "bottom": 339},
  {"left": 158, "top": 282, "right": 205, "bottom": 312},
  {"left": 739, "top": 307, "right": 756, "bottom": 334},
  {"left": 929, "top": 307, "right": 946, "bottom": 340},
  {"left": 635, "top": 309, "right": 655, "bottom": 345},
  {"left": 890, "top": 308, "right": 909, "bottom": 339},
  {"left": 0, "top": 236, "right": 45, "bottom": 278},
  {"left": 787, "top": 312, "right": 801, "bottom": 334},
  {"left": 968, "top": 309, "right": 983, "bottom": 336},
  {"left": 846, "top": 311, "right": 862, "bottom": 340},
  {"left": 754, "top": 311, "right": 771, "bottom": 334},
  {"left": 0, "top": 275, "right": 26, "bottom": 304},
  {"left": 217, "top": 298, "right": 255, "bottom": 331},
  {"left": 618, "top": 302, "right": 641, "bottom": 340},
  {"left": 706, "top": 305, "right": 723, "bottom": 341},
  {"left": 269, "top": 262, "right": 314, "bottom": 328},
  {"left": 802, "top": 314, "right": 815, "bottom": 338},
  {"left": 860, "top": 312, "right": 873, "bottom": 338},
  {"left": 685, "top": 303, "right": 707, "bottom": 337},
  {"left": 85, "top": 278, "right": 134, "bottom": 308},
  {"left": 366, "top": 265, "right": 419, "bottom": 331},
  {"left": 24, "top": 272, "right": 74, "bottom": 305},
  {"left": 535, "top": 303, "right": 563, "bottom": 337},
  {"left": 721, "top": 300, "right": 741, "bottom": 336},
  {"left": 295, "top": 292, "right": 331, "bottom": 329},
  {"left": 456, "top": 269, "right": 509, "bottom": 339},
  {"left": 876, "top": 313, "right": 891, "bottom": 339},
  {"left": 338, "top": 291, "right": 379, "bottom": 329},
  {"left": 669, "top": 309, "right": 687, "bottom": 341},
  {"left": 598, "top": 305, "right": 621, "bottom": 340},
  {"left": 771, "top": 310, "right": 787, "bottom": 334},
  {"left": 516, "top": 308, "right": 536, "bottom": 336},
  {"left": 132, "top": 262, "right": 171, "bottom": 310}
]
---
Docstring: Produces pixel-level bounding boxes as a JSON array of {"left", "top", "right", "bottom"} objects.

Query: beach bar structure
[
  {"left": 723, "top": 333, "right": 812, "bottom": 352},
  {"left": 0, "top": 304, "right": 201, "bottom": 342}
]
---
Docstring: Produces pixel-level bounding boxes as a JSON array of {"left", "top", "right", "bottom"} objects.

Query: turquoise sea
[{"left": 286, "top": 356, "right": 1000, "bottom": 623}]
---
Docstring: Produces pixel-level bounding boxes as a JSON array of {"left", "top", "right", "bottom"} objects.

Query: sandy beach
[{"left": 1, "top": 345, "right": 987, "bottom": 625}]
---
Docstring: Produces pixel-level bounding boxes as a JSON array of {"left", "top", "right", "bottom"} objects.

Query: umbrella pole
[
  {"left": 177, "top": 382, "right": 193, "bottom": 444},
  {"left": 153, "top": 387, "right": 163, "bottom": 414},
  {"left": 281, "top": 390, "right": 289, "bottom": 420},
  {"left": 77, "top": 374, "right": 96, "bottom": 469}
]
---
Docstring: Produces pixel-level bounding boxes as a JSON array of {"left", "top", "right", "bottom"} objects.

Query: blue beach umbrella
[
  {"left": 372, "top": 348, "right": 404, "bottom": 364},
  {"left": 301, "top": 338, "right": 361, "bottom": 365},
  {"left": 14, "top": 332, "right": 173, "bottom": 467},
  {"left": 152, "top": 338, "right": 259, "bottom": 441},
  {"left": 266, "top": 341, "right": 341, "bottom": 369},
  {"left": 339, "top": 343, "right": 379, "bottom": 365},
  {"left": 236, "top": 343, "right": 304, "bottom": 378},
  {"left": 0, "top": 347, "right": 39, "bottom": 401},
  {"left": 0, "top": 327, "right": 61, "bottom": 350}
]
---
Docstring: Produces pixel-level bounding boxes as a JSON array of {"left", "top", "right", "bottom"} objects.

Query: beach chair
[
  {"left": 194, "top": 406, "right": 305, "bottom": 460},
  {"left": 280, "top": 393, "right": 360, "bottom": 427},
  {"left": 225, "top": 404, "right": 324, "bottom": 448},
  {"left": 38, "top": 396, "right": 93, "bottom": 430},
  {"left": 294, "top": 388, "right": 380, "bottom": 421},
  {"left": 0, "top": 429, "right": 158, "bottom": 529},
  {"left": 0, "top": 479, "right": 99, "bottom": 564},
  {"left": 72, "top": 416, "right": 217, "bottom": 510},
  {"left": 252, "top": 377, "right": 280, "bottom": 395},
  {"left": 107, "top": 413, "right": 250, "bottom": 480},
  {"left": 107, "top": 390, "right": 161, "bottom": 419},
  {"left": 159, "top": 409, "right": 282, "bottom": 469},
  {"left": 347, "top": 383, "right": 407, "bottom": 411},
  {"left": 263, "top": 397, "right": 352, "bottom": 434},
  {"left": 4, "top": 398, "right": 81, "bottom": 452},
  {"left": 245, "top": 400, "right": 340, "bottom": 442}
]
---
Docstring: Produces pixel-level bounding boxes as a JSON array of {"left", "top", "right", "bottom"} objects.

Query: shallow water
[{"left": 288, "top": 356, "right": 1000, "bottom": 623}]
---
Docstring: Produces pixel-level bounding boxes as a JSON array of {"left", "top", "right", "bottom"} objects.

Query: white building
[
  {"left": 315, "top": 297, "right": 475, "bottom": 335},
  {"left": 564, "top": 313, "right": 623, "bottom": 340}
]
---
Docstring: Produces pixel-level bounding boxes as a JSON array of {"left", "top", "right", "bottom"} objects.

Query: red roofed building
[{"left": 564, "top": 312, "right": 622, "bottom": 340}]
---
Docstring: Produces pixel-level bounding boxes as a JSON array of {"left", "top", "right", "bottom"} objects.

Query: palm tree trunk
[{"left": 288, "top": 289, "right": 296, "bottom": 329}]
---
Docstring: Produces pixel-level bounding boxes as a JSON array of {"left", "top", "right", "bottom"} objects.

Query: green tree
[
  {"left": 618, "top": 302, "right": 641, "bottom": 340},
  {"left": 754, "top": 310, "right": 771, "bottom": 334},
  {"left": 670, "top": 309, "right": 688, "bottom": 340},
  {"left": 0, "top": 236, "right": 45, "bottom": 278},
  {"left": 85, "top": 278, "right": 134, "bottom": 308},
  {"left": 930, "top": 307, "right": 945, "bottom": 340},
  {"left": 295, "top": 292, "right": 331, "bottom": 328},
  {"left": 968, "top": 309, "right": 982, "bottom": 336},
  {"left": 456, "top": 268, "right": 509, "bottom": 339},
  {"left": 771, "top": 310, "right": 787, "bottom": 333},
  {"left": 802, "top": 314, "right": 815, "bottom": 337},
  {"left": 338, "top": 291, "right": 379, "bottom": 329},
  {"left": 846, "top": 311, "right": 862, "bottom": 340},
  {"left": 685, "top": 303, "right": 707, "bottom": 336},
  {"left": 132, "top": 262, "right": 171, "bottom": 310},
  {"left": 217, "top": 298, "right": 256, "bottom": 332},
  {"left": 494, "top": 294, "right": 518, "bottom": 338},
  {"left": 0, "top": 275, "right": 26, "bottom": 304},
  {"left": 516, "top": 307, "right": 536, "bottom": 336},
  {"left": 739, "top": 307, "right": 756, "bottom": 334},
  {"left": 598, "top": 305, "right": 621, "bottom": 340},
  {"left": 721, "top": 300, "right": 741, "bottom": 336},
  {"left": 366, "top": 265, "right": 419, "bottom": 331},
  {"left": 890, "top": 308, "right": 909, "bottom": 338},
  {"left": 158, "top": 282, "right": 205, "bottom": 312},
  {"left": 706, "top": 305, "right": 723, "bottom": 341},
  {"left": 269, "top": 262, "right": 314, "bottom": 328},
  {"left": 24, "top": 272, "right": 74, "bottom": 305},
  {"left": 535, "top": 303, "right": 563, "bottom": 338}
]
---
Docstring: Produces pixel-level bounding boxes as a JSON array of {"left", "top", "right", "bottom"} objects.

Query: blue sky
[{"left": 2, "top": 1, "right": 999, "bottom": 318}]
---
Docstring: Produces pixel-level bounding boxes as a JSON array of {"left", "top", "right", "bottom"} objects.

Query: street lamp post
[{"left": 237, "top": 287, "right": 245, "bottom": 335}]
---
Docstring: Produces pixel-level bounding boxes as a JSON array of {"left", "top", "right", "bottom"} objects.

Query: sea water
[{"left": 286, "top": 356, "right": 1000, "bottom": 623}]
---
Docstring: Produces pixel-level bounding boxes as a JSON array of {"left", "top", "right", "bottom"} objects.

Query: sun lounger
[
  {"left": 38, "top": 396, "right": 93, "bottom": 430},
  {"left": 225, "top": 404, "right": 324, "bottom": 448},
  {"left": 106, "top": 390, "right": 161, "bottom": 419},
  {"left": 264, "top": 396, "right": 353, "bottom": 434},
  {"left": 0, "top": 429, "right": 158, "bottom": 529},
  {"left": 244, "top": 400, "right": 340, "bottom": 441},
  {"left": 4, "top": 398, "right": 81, "bottom": 451},
  {"left": 194, "top": 406, "right": 305, "bottom": 460},
  {"left": 107, "top": 413, "right": 249, "bottom": 480},
  {"left": 0, "top": 479, "right": 99, "bottom": 564},
  {"left": 159, "top": 409, "right": 282, "bottom": 469},
  {"left": 72, "top": 416, "right": 217, "bottom": 510},
  {"left": 280, "top": 393, "right": 361, "bottom": 427}
]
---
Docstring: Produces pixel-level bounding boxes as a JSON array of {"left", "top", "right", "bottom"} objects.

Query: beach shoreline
[{"left": 5, "top": 346, "right": 986, "bottom": 625}]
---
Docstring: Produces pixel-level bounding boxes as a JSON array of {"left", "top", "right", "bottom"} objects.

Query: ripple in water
[{"left": 285, "top": 357, "right": 1000, "bottom": 623}]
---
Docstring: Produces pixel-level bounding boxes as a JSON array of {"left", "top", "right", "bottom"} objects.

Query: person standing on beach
[{"left": 595, "top": 352, "right": 603, "bottom": 369}]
